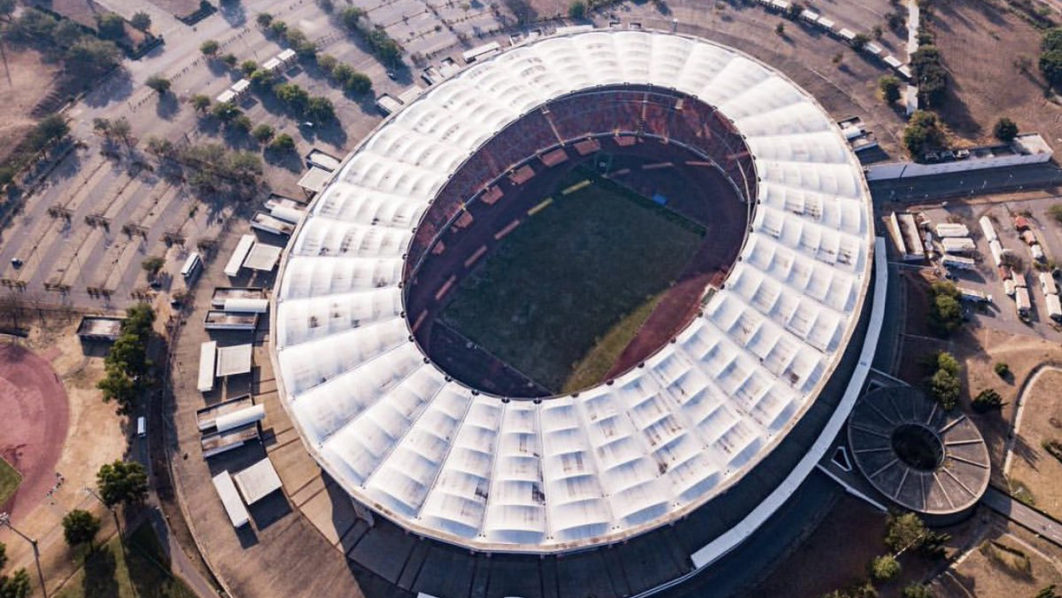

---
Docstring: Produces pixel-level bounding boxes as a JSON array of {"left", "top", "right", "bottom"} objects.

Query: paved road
[
  {"left": 983, "top": 485, "right": 1062, "bottom": 548},
  {"left": 870, "top": 163, "right": 1062, "bottom": 203}
]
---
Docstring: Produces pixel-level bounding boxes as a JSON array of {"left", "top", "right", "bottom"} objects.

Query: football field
[{"left": 440, "top": 170, "right": 705, "bottom": 394}]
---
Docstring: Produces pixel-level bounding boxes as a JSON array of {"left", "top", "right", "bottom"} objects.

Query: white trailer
[
  {"left": 1004, "top": 278, "right": 1016, "bottom": 297},
  {"left": 989, "top": 239, "right": 1005, "bottom": 266},
  {"left": 1031, "top": 244, "right": 1046, "bottom": 262},
  {"left": 934, "top": 223, "right": 970, "bottom": 238},
  {"left": 1041, "top": 272, "right": 1059, "bottom": 296},
  {"left": 941, "top": 255, "right": 975, "bottom": 270},
  {"left": 957, "top": 287, "right": 991, "bottom": 303},
  {"left": 941, "top": 237, "right": 976, "bottom": 254},
  {"left": 198, "top": 341, "right": 217, "bottom": 393},
  {"left": 1015, "top": 286, "right": 1031, "bottom": 317},
  {"left": 979, "top": 216, "right": 998, "bottom": 242},
  {"left": 1047, "top": 293, "right": 1062, "bottom": 322},
  {"left": 212, "top": 471, "right": 250, "bottom": 527}
]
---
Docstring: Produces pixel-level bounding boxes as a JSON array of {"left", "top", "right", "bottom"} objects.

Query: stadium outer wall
[{"left": 266, "top": 30, "right": 884, "bottom": 598}]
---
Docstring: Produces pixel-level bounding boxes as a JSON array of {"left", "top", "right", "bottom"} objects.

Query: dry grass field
[
  {"left": 0, "top": 46, "right": 63, "bottom": 163},
  {"left": 1006, "top": 369, "right": 1062, "bottom": 518},
  {"left": 936, "top": 524, "right": 1062, "bottom": 598},
  {"left": 933, "top": 0, "right": 1062, "bottom": 146}
]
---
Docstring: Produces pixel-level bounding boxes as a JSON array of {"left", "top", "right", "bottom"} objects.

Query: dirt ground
[
  {"left": 1007, "top": 368, "right": 1062, "bottom": 519},
  {"left": 0, "top": 46, "right": 63, "bottom": 163},
  {"left": 932, "top": 0, "right": 1062, "bottom": 147},
  {"left": 0, "top": 318, "right": 129, "bottom": 596},
  {"left": 935, "top": 517, "right": 1062, "bottom": 598}
]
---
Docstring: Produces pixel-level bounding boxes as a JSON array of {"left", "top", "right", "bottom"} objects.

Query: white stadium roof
[{"left": 271, "top": 31, "right": 874, "bottom": 553}]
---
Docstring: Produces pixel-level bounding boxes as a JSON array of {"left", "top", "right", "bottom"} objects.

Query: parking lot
[{"left": 912, "top": 196, "right": 1062, "bottom": 342}]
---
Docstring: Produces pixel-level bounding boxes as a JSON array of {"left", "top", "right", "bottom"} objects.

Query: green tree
[
  {"left": 230, "top": 114, "right": 253, "bottom": 133},
  {"left": 211, "top": 101, "right": 240, "bottom": 121},
  {"left": 95, "top": 12, "right": 125, "bottom": 40},
  {"left": 1050, "top": 204, "right": 1062, "bottom": 225},
  {"left": 994, "top": 117, "right": 1019, "bottom": 142},
  {"left": 0, "top": 569, "right": 31, "bottom": 598},
  {"left": 64, "top": 38, "right": 121, "bottom": 79},
  {"left": 240, "top": 59, "right": 259, "bottom": 75},
  {"left": 775, "top": 22, "right": 785, "bottom": 36},
  {"left": 268, "top": 20, "right": 288, "bottom": 37},
  {"left": 33, "top": 114, "right": 69, "bottom": 145},
  {"left": 53, "top": 19, "right": 85, "bottom": 48},
  {"left": 200, "top": 39, "right": 220, "bottom": 56},
  {"left": 995, "top": 362, "right": 1011, "bottom": 378},
  {"left": 0, "top": 541, "right": 6, "bottom": 570},
  {"left": 273, "top": 82, "right": 309, "bottom": 111},
  {"left": 928, "top": 351, "right": 962, "bottom": 410},
  {"left": 568, "top": 0, "right": 586, "bottom": 19},
  {"left": 869, "top": 554, "right": 900, "bottom": 582},
  {"left": 141, "top": 256, "right": 165, "bottom": 277},
  {"left": 249, "top": 68, "right": 275, "bottom": 88},
  {"left": 269, "top": 133, "right": 296, "bottom": 152},
  {"left": 221, "top": 53, "right": 238, "bottom": 67},
  {"left": 1035, "top": 585, "right": 1061, "bottom": 598},
  {"left": 885, "top": 512, "right": 929, "bottom": 554},
  {"left": 305, "top": 96, "right": 335, "bottom": 122},
  {"left": 972, "top": 388, "right": 1003, "bottom": 413},
  {"left": 96, "top": 460, "right": 149, "bottom": 507},
  {"left": 251, "top": 123, "right": 275, "bottom": 143},
  {"left": 879, "top": 75, "right": 902, "bottom": 105},
  {"left": 344, "top": 71, "right": 372, "bottom": 95},
  {"left": 146, "top": 75, "right": 171, "bottom": 94},
  {"left": 191, "top": 94, "right": 211, "bottom": 113},
  {"left": 62, "top": 509, "right": 101, "bottom": 549},
  {"left": 852, "top": 33, "right": 870, "bottom": 50},
  {"left": 255, "top": 12, "right": 273, "bottom": 27},
  {"left": 903, "top": 110, "right": 945, "bottom": 159},
  {"left": 130, "top": 11, "right": 151, "bottom": 31},
  {"left": 928, "top": 281, "right": 962, "bottom": 335},
  {"left": 901, "top": 584, "right": 934, "bottom": 598},
  {"left": 109, "top": 117, "right": 132, "bottom": 144},
  {"left": 317, "top": 53, "right": 338, "bottom": 74},
  {"left": 339, "top": 6, "right": 365, "bottom": 30}
]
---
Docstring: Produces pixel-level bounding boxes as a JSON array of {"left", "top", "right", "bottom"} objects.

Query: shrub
[
  {"left": 869, "top": 555, "right": 900, "bottom": 582},
  {"left": 993, "top": 117, "right": 1019, "bottom": 142},
  {"left": 221, "top": 53, "right": 238, "bottom": 67},
  {"left": 130, "top": 11, "right": 151, "bottom": 31},
  {"left": 200, "top": 39, "right": 219, "bottom": 56},
  {"left": 191, "top": 94, "right": 211, "bottom": 112},
  {"left": 251, "top": 124, "right": 275, "bottom": 143},
  {"left": 775, "top": 22, "right": 785, "bottom": 36},
  {"left": 994, "top": 362, "right": 1010, "bottom": 378},
  {"left": 96, "top": 12, "right": 125, "bottom": 40},
  {"left": 971, "top": 388, "right": 1003, "bottom": 413},
  {"left": 270, "top": 133, "right": 295, "bottom": 151},
  {"left": 145, "top": 75, "right": 170, "bottom": 94},
  {"left": 1050, "top": 204, "right": 1062, "bottom": 225},
  {"left": 240, "top": 59, "right": 259, "bottom": 75},
  {"left": 255, "top": 12, "right": 273, "bottom": 27},
  {"left": 901, "top": 584, "right": 934, "bottom": 598},
  {"left": 568, "top": 0, "right": 586, "bottom": 19},
  {"left": 317, "top": 53, "right": 338, "bottom": 73},
  {"left": 879, "top": 75, "right": 902, "bottom": 104}
]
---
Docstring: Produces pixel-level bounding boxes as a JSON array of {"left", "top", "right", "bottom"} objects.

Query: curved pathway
[{"left": 1002, "top": 364, "right": 1062, "bottom": 476}]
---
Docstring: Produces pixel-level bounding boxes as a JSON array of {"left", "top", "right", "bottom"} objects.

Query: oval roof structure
[{"left": 271, "top": 30, "right": 875, "bottom": 553}]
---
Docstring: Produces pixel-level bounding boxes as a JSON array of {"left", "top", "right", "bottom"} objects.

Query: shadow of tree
[
  {"left": 82, "top": 545, "right": 120, "bottom": 597},
  {"left": 156, "top": 93, "right": 179, "bottom": 120}
]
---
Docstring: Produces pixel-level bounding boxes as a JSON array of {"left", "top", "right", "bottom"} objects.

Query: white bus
[{"left": 181, "top": 252, "right": 202, "bottom": 279}]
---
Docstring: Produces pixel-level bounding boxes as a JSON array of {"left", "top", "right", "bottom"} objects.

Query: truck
[
  {"left": 1047, "top": 293, "right": 1062, "bottom": 323},
  {"left": 979, "top": 216, "right": 998, "bottom": 243},
  {"left": 941, "top": 254, "right": 975, "bottom": 270},
  {"left": 941, "top": 237, "right": 976, "bottom": 254},
  {"left": 1015, "top": 286, "right": 1031, "bottom": 318},
  {"left": 957, "top": 287, "right": 992, "bottom": 303},
  {"left": 934, "top": 223, "right": 970, "bottom": 238}
]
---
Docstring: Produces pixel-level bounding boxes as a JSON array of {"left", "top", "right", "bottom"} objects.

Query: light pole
[
  {"left": 82, "top": 487, "right": 121, "bottom": 538},
  {"left": 0, "top": 512, "right": 48, "bottom": 598}
]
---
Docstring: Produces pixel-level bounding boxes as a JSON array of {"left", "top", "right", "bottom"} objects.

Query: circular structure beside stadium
[
  {"left": 271, "top": 29, "right": 875, "bottom": 561},
  {"left": 848, "top": 386, "right": 990, "bottom": 523}
]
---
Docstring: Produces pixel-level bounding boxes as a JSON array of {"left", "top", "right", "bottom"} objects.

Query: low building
[
  {"left": 204, "top": 310, "right": 259, "bottom": 331},
  {"left": 76, "top": 316, "right": 124, "bottom": 342}
]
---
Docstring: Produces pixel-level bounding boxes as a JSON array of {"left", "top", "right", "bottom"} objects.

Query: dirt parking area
[
  {"left": 932, "top": 1, "right": 1062, "bottom": 147},
  {"left": 0, "top": 46, "right": 63, "bottom": 163}
]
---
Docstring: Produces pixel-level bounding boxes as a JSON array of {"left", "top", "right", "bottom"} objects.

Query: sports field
[{"left": 440, "top": 170, "right": 705, "bottom": 394}]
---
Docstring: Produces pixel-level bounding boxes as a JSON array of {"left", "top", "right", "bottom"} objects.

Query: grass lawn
[
  {"left": 56, "top": 522, "right": 196, "bottom": 598},
  {"left": 441, "top": 170, "right": 704, "bottom": 393},
  {"left": 0, "top": 456, "right": 21, "bottom": 506}
]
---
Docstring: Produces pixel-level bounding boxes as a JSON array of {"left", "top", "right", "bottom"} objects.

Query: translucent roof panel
[{"left": 271, "top": 30, "right": 874, "bottom": 554}]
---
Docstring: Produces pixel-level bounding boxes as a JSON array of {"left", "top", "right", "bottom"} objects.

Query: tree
[
  {"left": 972, "top": 388, "right": 1003, "bottom": 413},
  {"left": 1036, "top": 585, "right": 1061, "bottom": 598},
  {"left": 317, "top": 53, "right": 338, "bottom": 74},
  {"left": 269, "top": 133, "right": 295, "bottom": 152},
  {"left": 34, "top": 114, "right": 69, "bottom": 146},
  {"left": 305, "top": 96, "right": 335, "bottom": 122},
  {"left": 64, "top": 39, "right": 121, "bottom": 79},
  {"left": 146, "top": 75, "right": 171, "bottom": 94},
  {"left": 995, "top": 362, "right": 1011, "bottom": 378},
  {"left": 903, "top": 110, "right": 945, "bottom": 158},
  {"left": 200, "top": 39, "right": 220, "bottom": 56},
  {"left": 96, "top": 12, "right": 125, "bottom": 40},
  {"left": 994, "top": 117, "right": 1019, "bottom": 142},
  {"left": 211, "top": 101, "right": 240, "bottom": 121},
  {"left": 1050, "top": 204, "right": 1062, "bottom": 225},
  {"left": 54, "top": 20, "right": 85, "bottom": 48},
  {"left": 344, "top": 71, "right": 372, "bottom": 95},
  {"left": 249, "top": 68, "right": 275, "bottom": 88},
  {"left": 0, "top": 542, "right": 6, "bottom": 570},
  {"left": 96, "top": 460, "right": 149, "bottom": 507},
  {"left": 568, "top": 0, "right": 586, "bottom": 19},
  {"left": 852, "top": 33, "right": 870, "bottom": 50},
  {"left": 911, "top": 45, "right": 947, "bottom": 107},
  {"left": 110, "top": 117, "right": 132, "bottom": 143},
  {"left": 221, "top": 53, "right": 238, "bottom": 67},
  {"left": 273, "top": 82, "right": 309, "bottom": 111},
  {"left": 879, "top": 75, "right": 902, "bottom": 105},
  {"left": 901, "top": 584, "right": 934, "bottom": 598},
  {"left": 0, "top": 569, "right": 31, "bottom": 598},
  {"left": 268, "top": 20, "right": 288, "bottom": 38},
  {"left": 240, "top": 59, "right": 259, "bottom": 75},
  {"left": 130, "top": 11, "right": 151, "bottom": 31},
  {"left": 230, "top": 114, "right": 253, "bottom": 133},
  {"left": 339, "top": 6, "right": 365, "bottom": 30},
  {"left": 775, "top": 22, "right": 785, "bottom": 36},
  {"left": 1044, "top": 28, "right": 1062, "bottom": 52},
  {"left": 191, "top": 94, "right": 211, "bottom": 113},
  {"left": 928, "top": 281, "right": 962, "bottom": 335},
  {"left": 251, "top": 124, "right": 275, "bottom": 143},
  {"left": 62, "top": 509, "right": 101, "bottom": 549},
  {"left": 885, "top": 512, "right": 928, "bottom": 554},
  {"left": 869, "top": 554, "right": 900, "bottom": 582},
  {"left": 255, "top": 12, "right": 273, "bottom": 27},
  {"left": 318, "top": 0, "right": 334, "bottom": 12},
  {"left": 141, "top": 256, "right": 165, "bottom": 277},
  {"left": 0, "top": 0, "right": 14, "bottom": 20}
]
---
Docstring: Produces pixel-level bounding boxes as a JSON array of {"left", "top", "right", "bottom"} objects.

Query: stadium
[{"left": 271, "top": 30, "right": 883, "bottom": 597}]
